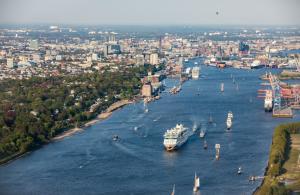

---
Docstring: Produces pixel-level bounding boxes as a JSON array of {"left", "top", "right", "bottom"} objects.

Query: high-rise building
[
  {"left": 29, "top": 40, "right": 39, "bottom": 50},
  {"left": 6, "top": 58, "right": 14, "bottom": 68},
  {"left": 149, "top": 53, "right": 159, "bottom": 65},
  {"left": 109, "top": 33, "right": 116, "bottom": 43},
  {"left": 103, "top": 45, "right": 109, "bottom": 57},
  {"left": 92, "top": 53, "right": 98, "bottom": 61},
  {"left": 136, "top": 54, "right": 145, "bottom": 66}
]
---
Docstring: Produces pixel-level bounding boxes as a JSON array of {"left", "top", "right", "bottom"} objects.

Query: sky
[{"left": 0, "top": 0, "right": 299, "bottom": 26}]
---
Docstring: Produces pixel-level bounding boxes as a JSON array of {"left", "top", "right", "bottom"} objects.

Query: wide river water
[{"left": 1, "top": 59, "right": 299, "bottom": 195}]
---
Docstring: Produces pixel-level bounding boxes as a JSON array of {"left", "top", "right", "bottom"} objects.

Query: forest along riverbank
[
  {"left": 50, "top": 99, "right": 133, "bottom": 141},
  {"left": 255, "top": 122, "right": 300, "bottom": 195}
]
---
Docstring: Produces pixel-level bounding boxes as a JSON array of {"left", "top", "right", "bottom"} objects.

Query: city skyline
[{"left": 0, "top": 0, "right": 300, "bottom": 26}]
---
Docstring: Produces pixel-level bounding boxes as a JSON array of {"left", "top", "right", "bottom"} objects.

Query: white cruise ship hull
[{"left": 164, "top": 134, "right": 189, "bottom": 151}]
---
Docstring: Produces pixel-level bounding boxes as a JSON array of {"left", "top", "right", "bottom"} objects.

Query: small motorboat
[
  {"left": 199, "top": 130, "right": 206, "bottom": 138},
  {"left": 203, "top": 140, "right": 208, "bottom": 149},
  {"left": 237, "top": 167, "right": 242, "bottom": 175},
  {"left": 112, "top": 135, "right": 119, "bottom": 141},
  {"left": 249, "top": 176, "right": 256, "bottom": 181}
]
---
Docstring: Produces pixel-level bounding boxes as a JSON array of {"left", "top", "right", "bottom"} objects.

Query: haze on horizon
[{"left": 0, "top": 0, "right": 299, "bottom": 26}]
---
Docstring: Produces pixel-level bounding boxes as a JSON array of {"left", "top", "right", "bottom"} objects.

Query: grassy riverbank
[{"left": 255, "top": 122, "right": 300, "bottom": 195}]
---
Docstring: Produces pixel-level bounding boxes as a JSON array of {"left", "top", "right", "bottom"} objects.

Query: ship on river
[
  {"left": 163, "top": 124, "right": 189, "bottom": 151},
  {"left": 192, "top": 67, "right": 200, "bottom": 79}
]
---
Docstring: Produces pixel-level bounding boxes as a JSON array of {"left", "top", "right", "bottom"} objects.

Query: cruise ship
[
  {"left": 264, "top": 90, "right": 273, "bottom": 112},
  {"left": 163, "top": 124, "right": 189, "bottom": 151},
  {"left": 192, "top": 67, "right": 200, "bottom": 79}
]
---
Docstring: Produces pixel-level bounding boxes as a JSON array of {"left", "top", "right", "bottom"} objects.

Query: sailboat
[
  {"left": 171, "top": 184, "right": 175, "bottom": 195},
  {"left": 220, "top": 83, "right": 224, "bottom": 92},
  {"left": 236, "top": 84, "right": 239, "bottom": 91},
  {"left": 193, "top": 172, "right": 200, "bottom": 192}
]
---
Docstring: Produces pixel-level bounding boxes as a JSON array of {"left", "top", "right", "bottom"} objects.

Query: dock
[{"left": 273, "top": 107, "right": 293, "bottom": 118}]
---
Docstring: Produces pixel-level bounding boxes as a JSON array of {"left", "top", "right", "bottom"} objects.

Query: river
[{"left": 0, "top": 59, "right": 299, "bottom": 195}]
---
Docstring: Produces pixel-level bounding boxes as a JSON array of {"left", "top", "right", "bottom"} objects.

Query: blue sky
[{"left": 0, "top": 0, "right": 299, "bottom": 25}]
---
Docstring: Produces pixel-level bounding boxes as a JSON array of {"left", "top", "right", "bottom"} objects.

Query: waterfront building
[{"left": 142, "top": 83, "right": 152, "bottom": 97}]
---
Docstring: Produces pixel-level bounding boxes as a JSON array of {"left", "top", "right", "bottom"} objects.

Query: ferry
[{"left": 163, "top": 124, "right": 189, "bottom": 151}]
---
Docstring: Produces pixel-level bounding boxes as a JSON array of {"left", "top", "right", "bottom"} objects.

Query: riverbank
[
  {"left": 255, "top": 122, "right": 300, "bottom": 195},
  {"left": 0, "top": 99, "right": 133, "bottom": 166},
  {"left": 53, "top": 99, "right": 133, "bottom": 141}
]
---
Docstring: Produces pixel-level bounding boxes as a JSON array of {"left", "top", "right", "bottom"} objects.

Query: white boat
[
  {"left": 226, "top": 117, "right": 232, "bottom": 130},
  {"left": 171, "top": 184, "right": 175, "bottom": 195},
  {"left": 112, "top": 135, "right": 119, "bottom": 141},
  {"left": 193, "top": 172, "right": 200, "bottom": 192},
  {"left": 194, "top": 61, "right": 198, "bottom": 65},
  {"left": 227, "top": 111, "right": 233, "bottom": 119},
  {"left": 215, "top": 144, "right": 221, "bottom": 160},
  {"left": 191, "top": 67, "right": 200, "bottom": 79},
  {"left": 145, "top": 108, "right": 149, "bottom": 113},
  {"left": 163, "top": 124, "right": 189, "bottom": 151},
  {"left": 220, "top": 83, "right": 224, "bottom": 92},
  {"left": 199, "top": 130, "right": 206, "bottom": 138},
  {"left": 238, "top": 167, "right": 242, "bottom": 175}
]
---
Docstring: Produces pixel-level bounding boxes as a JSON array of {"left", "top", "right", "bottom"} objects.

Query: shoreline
[
  {"left": 0, "top": 99, "right": 134, "bottom": 166},
  {"left": 52, "top": 99, "right": 133, "bottom": 141},
  {"left": 254, "top": 122, "right": 300, "bottom": 194}
]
